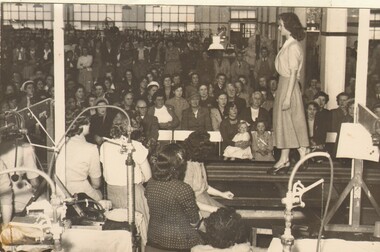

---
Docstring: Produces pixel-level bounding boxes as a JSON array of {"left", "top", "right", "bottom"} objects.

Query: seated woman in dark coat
[{"left": 145, "top": 143, "right": 203, "bottom": 252}]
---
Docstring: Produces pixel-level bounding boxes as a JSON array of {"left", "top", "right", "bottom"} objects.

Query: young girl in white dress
[{"left": 223, "top": 120, "right": 253, "bottom": 160}]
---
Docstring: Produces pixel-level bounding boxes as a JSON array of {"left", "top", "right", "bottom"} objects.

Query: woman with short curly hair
[{"left": 183, "top": 131, "right": 234, "bottom": 218}]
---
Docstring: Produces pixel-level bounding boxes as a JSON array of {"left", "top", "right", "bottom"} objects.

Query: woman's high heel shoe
[{"left": 267, "top": 161, "right": 291, "bottom": 175}]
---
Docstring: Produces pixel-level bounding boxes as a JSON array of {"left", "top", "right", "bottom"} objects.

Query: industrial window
[
  {"left": 2, "top": 3, "right": 53, "bottom": 29},
  {"left": 145, "top": 5, "right": 195, "bottom": 31},
  {"left": 73, "top": 4, "right": 122, "bottom": 30},
  {"left": 230, "top": 10, "right": 256, "bottom": 20}
]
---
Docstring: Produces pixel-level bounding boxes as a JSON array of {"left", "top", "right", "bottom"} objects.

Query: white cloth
[
  {"left": 223, "top": 132, "right": 253, "bottom": 159},
  {"left": 154, "top": 106, "right": 173, "bottom": 124},
  {"left": 100, "top": 139, "right": 150, "bottom": 186}
]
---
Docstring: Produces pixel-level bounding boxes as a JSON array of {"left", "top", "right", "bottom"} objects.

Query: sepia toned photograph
[{"left": 0, "top": 1, "right": 379, "bottom": 251}]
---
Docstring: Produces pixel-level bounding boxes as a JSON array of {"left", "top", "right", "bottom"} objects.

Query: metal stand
[{"left": 324, "top": 159, "right": 380, "bottom": 233}]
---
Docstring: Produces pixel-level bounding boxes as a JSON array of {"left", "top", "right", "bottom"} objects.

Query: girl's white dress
[{"left": 223, "top": 132, "right": 253, "bottom": 159}]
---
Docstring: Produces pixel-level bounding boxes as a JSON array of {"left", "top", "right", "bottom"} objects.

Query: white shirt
[
  {"left": 250, "top": 107, "right": 259, "bottom": 122},
  {"left": 154, "top": 106, "right": 173, "bottom": 123},
  {"left": 65, "top": 135, "right": 101, "bottom": 182},
  {"left": 100, "top": 139, "right": 151, "bottom": 186}
]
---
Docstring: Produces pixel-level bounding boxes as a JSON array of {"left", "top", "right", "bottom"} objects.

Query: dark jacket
[
  {"left": 140, "top": 114, "right": 159, "bottom": 141},
  {"left": 240, "top": 107, "right": 271, "bottom": 130},
  {"left": 181, "top": 107, "right": 212, "bottom": 131}
]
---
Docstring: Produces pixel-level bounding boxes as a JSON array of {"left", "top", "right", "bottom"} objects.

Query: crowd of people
[{"left": 1, "top": 13, "right": 380, "bottom": 251}]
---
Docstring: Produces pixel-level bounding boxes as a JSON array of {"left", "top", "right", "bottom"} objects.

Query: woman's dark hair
[
  {"left": 151, "top": 143, "right": 187, "bottom": 182},
  {"left": 66, "top": 110, "right": 90, "bottom": 138},
  {"left": 182, "top": 131, "right": 214, "bottom": 162},
  {"left": 225, "top": 102, "right": 238, "bottom": 114},
  {"left": 152, "top": 89, "right": 165, "bottom": 102},
  {"left": 73, "top": 84, "right": 85, "bottom": 95},
  {"left": 204, "top": 208, "right": 249, "bottom": 249},
  {"left": 306, "top": 101, "right": 319, "bottom": 110},
  {"left": 279, "top": 12, "right": 305, "bottom": 41},
  {"left": 313, "top": 91, "right": 329, "bottom": 104}
]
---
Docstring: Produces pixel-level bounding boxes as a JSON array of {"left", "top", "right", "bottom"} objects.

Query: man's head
[
  {"left": 250, "top": 91, "right": 263, "bottom": 109},
  {"left": 136, "top": 99, "right": 148, "bottom": 116},
  {"left": 225, "top": 83, "right": 236, "bottom": 99},
  {"left": 336, "top": 92, "right": 349, "bottom": 109}
]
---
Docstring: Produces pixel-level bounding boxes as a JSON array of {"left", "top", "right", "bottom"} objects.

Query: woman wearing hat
[{"left": 64, "top": 111, "right": 102, "bottom": 201}]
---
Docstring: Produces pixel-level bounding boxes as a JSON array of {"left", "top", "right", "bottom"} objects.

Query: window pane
[
  {"left": 115, "top": 13, "right": 122, "bottom": 21},
  {"left": 74, "top": 4, "right": 81, "bottom": 12},
  {"left": 188, "top": 6, "right": 195, "bottom": 13},
  {"left": 153, "top": 6, "right": 160, "bottom": 13},
  {"left": 153, "top": 23, "right": 160, "bottom": 31},
  {"left": 240, "top": 11, "right": 248, "bottom": 19},
  {"left": 146, "top": 22, "right": 153, "bottom": 31},
  {"left": 178, "top": 23, "right": 185, "bottom": 32},
  {"left": 11, "top": 4, "right": 19, "bottom": 11},
  {"left": 146, "top": 13, "right": 153, "bottom": 21},
  {"left": 27, "top": 4, "right": 34, "bottom": 11},
  {"left": 44, "top": 12, "right": 52, "bottom": 20},
  {"left": 3, "top": 4, "right": 9, "bottom": 11},
  {"left": 162, "top": 13, "right": 170, "bottom": 22},
  {"left": 153, "top": 13, "right": 161, "bottom": 22},
  {"left": 82, "top": 13, "right": 90, "bottom": 20},
  {"left": 171, "top": 6, "right": 178, "bottom": 12},
  {"left": 27, "top": 12, "right": 34, "bottom": 19},
  {"left": 171, "top": 23, "right": 178, "bottom": 30},
  {"left": 90, "top": 5, "right": 98, "bottom": 12},
  {"left": 74, "top": 12, "right": 81, "bottom": 20},
  {"left": 107, "top": 5, "right": 115, "bottom": 12},
  {"left": 19, "top": 12, "right": 27, "bottom": 19},
  {"left": 98, "top": 5, "right": 106, "bottom": 11},
  {"left": 179, "top": 14, "right": 186, "bottom": 22},
  {"left": 231, "top": 10, "right": 239, "bottom": 19},
  {"left": 115, "top": 21, "right": 122, "bottom": 28},
  {"left": 74, "top": 21, "right": 81, "bottom": 29},
  {"left": 44, "top": 5, "right": 52, "bottom": 11},
  {"left": 179, "top": 6, "right": 186, "bottom": 13},
  {"left": 19, "top": 4, "right": 26, "bottom": 11},
  {"left": 187, "top": 15, "right": 194, "bottom": 22},
  {"left": 248, "top": 11, "right": 256, "bottom": 18},
  {"left": 146, "top": 6, "right": 153, "bottom": 12},
  {"left": 99, "top": 12, "right": 106, "bottom": 20},
  {"left": 170, "top": 13, "right": 178, "bottom": 21},
  {"left": 162, "top": 6, "right": 170, "bottom": 13},
  {"left": 115, "top": 5, "right": 122, "bottom": 12},
  {"left": 3, "top": 12, "right": 10, "bottom": 19},
  {"left": 162, "top": 23, "right": 170, "bottom": 30},
  {"left": 82, "top": 5, "right": 89, "bottom": 12}
]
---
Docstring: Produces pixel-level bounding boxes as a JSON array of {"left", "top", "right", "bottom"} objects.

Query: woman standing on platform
[{"left": 268, "top": 12, "right": 309, "bottom": 175}]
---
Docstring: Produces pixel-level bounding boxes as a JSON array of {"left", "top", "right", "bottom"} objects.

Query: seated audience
[
  {"left": 192, "top": 208, "right": 250, "bottom": 252},
  {"left": 198, "top": 84, "right": 214, "bottom": 109},
  {"left": 210, "top": 92, "right": 228, "bottom": 131},
  {"left": 252, "top": 120, "right": 275, "bottom": 161},
  {"left": 64, "top": 111, "right": 102, "bottom": 201},
  {"left": 165, "top": 84, "right": 189, "bottom": 128},
  {"left": 225, "top": 83, "right": 246, "bottom": 115},
  {"left": 87, "top": 98, "right": 116, "bottom": 145},
  {"left": 145, "top": 143, "right": 202, "bottom": 251},
  {"left": 241, "top": 91, "right": 271, "bottom": 130},
  {"left": 330, "top": 92, "right": 350, "bottom": 133},
  {"left": 220, "top": 103, "right": 250, "bottom": 152},
  {"left": 186, "top": 72, "right": 201, "bottom": 98},
  {"left": 162, "top": 75, "right": 174, "bottom": 101},
  {"left": 305, "top": 101, "right": 328, "bottom": 155},
  {"left": 148, "top": 89, "right": 179, "bottom": 130},
  {"left": 145, "top": 81, "right": 160, "bottom": 106},
  {"left": 135, "top": 99, "right": 159, "bottom": 153},
  {"left": 213, "top": 73, "right": 227, "bottom": 98},
  {"left": 223, "top": 120, "right": 253, "bottom": 161},
  {"left": 234, "top": 80, "right": 250, "bottom": 107},
  {"left": 181, "top": 93, "right": 212, "bottom": 131},
  {"left": 304, "top": 79, "right": 320, "bottom": 102}
]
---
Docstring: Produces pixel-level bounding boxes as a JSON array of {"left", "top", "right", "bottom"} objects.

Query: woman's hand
[
  {"left": 282, "top": 98, "right": 291, "bottom": 111},
  {"left": 220, "top": 191, "right": 234, "bottom": 200}
]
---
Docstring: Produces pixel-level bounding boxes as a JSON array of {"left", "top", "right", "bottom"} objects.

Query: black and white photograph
[{"left": 0, "top": 1, "right": 379, "bottom": 251}]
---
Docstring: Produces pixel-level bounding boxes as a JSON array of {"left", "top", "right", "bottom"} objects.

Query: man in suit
[
  {"left": 231, "top": 51, "right": 251, "bottom": 84},
  {"left": 136, "top": 99, "right": 159, "bottom": 143},
  {"left": 254, "top": 47, "right": 275, "bottom": 90},
  {"left": 330, "top": 92, "right": 350, "bottom": 133},
  {"left": 181, "top": 92, "right": 212, "bottom": 131},
  {"left": 241, "top": 91, "right": 271, "bottom": 130}
]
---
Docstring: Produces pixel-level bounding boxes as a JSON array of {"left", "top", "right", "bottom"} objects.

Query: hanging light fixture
[
  {"left": 33, "top": 4, "right": 43, "bottom": 8},
  {"left": 122, "top": 5, "right": 132, "bottom": 10},
  {"left": 208, "top": 35, "right": 225, "bottom": 51}
]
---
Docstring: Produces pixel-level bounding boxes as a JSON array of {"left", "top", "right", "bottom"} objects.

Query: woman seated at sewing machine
[{"left": 65, "top": 111, "right": 102, "bottom": 201}]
